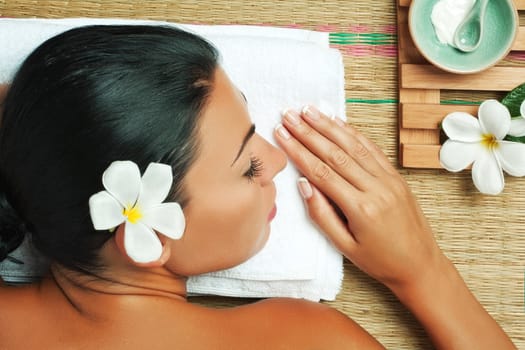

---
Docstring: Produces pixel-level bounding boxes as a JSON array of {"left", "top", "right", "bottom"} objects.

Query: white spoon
[{"left": 454, "top": 0, "right": 490, "bottom": 52}]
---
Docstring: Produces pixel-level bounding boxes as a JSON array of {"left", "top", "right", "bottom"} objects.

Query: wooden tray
[{"left": 398, "top": 0, "right": 525, "bottom": 168}]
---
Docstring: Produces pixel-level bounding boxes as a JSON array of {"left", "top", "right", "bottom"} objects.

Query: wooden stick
[
  {"left": 398, "top": 89, "right": 441, "bottom": 161},
  {"left": 398, "top": 0, "right": 410, "bottom": 8},
  {"left": 400, "top": 103, "right": 479, "bottom": 130},
  {"left": 400, "top": 144, "right": 442, "bottom": 168},
  {"left": 514, "top": 0, "right": 525, "bottom": 9},
  {"left": 399, "top": 0, "right": 525, "bottom": 10},
  {"left": 513, "top": 27, "right": 525, "bottom": 51},
  {"left": 401, "top": 65, "right": 525, "bottom": 91},
  {"left": 397, "top": 8, "right": 427, "bottom": 63}
]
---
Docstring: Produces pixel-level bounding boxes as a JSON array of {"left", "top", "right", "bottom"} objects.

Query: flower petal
[
  {"left": 478, "top": 100, "right": 511, "bottom": 139},
  {"left": 494, "top": 141, "right": 525, "bottom": 177},
  {"left": 88, "top": 191, "right": 125, "bottom": 230},
  {"left": 521, "top": 100, "right": 525, "bottom": 118},
  {"left": 508, "top": 118, "right": 525, "bottom": 137},
  {"left": 102, "top": 161, "right": 141, "bottom": 207},
  {"left": 142, "top": 203, "right": 186, "bottom": 239},
  {"left": 137, "top": 162, "right": 173, "bottom": 208},
  {"left": 439, "top": 140, "right": 482, "bottom": 172},
  {"left": 472, "top": 151, "right": 504, "bottom": 195},
  {"left": 124, "top": 221, "right": 163, "bottom": 263},
  {"left": 441, "top": 112, "right": 482, "bottom": 142}
]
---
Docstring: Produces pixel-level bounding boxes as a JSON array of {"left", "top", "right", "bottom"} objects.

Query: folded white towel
[{"left": 0, "top": 18, "right": 345, "bottom": 301}]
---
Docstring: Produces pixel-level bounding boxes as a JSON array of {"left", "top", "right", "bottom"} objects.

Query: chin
[
  {"left": 253, "top": 224, "right": 272, "bottom": 255},
  {"left": 234, "top": 225, "right": 272, "bottom": 267}
]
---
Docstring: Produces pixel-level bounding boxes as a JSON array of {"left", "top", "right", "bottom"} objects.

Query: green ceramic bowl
[{"left": 409, "top": 0, "right": 518, "bottom": 74}]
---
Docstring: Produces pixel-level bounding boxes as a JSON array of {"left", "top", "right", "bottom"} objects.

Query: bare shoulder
[
  {"left": 0, "top": 283, "right": 43, "bottom": 347},
  {"left": 0, "top": 282, "right": 32, "bottom": 308},
  {"left": 147, "top": 297, "right": 385, "bottom": 349},
  {"left": 214, "top": 298, "right": 386, "bottom": 350},
  {"left": 0, "top": 284, "right": 386, "bottom": 350},
  {"left": 0, "top": 283, "right": 41, "bottom": 319}
]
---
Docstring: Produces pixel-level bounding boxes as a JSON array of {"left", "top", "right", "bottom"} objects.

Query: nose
[{"left": 263, "top": 142, "right": 287, "bottom": 184}]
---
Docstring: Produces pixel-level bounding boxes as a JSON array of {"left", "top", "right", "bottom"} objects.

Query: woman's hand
[
  {"left": 274, "top": 106, "right": 445, "bottom": 291},
  {"left": 275, "top": 106, "right": 517, "bottom": 349}
]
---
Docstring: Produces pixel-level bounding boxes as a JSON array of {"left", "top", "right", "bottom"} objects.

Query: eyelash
[{"left": 243, "top": 156, "right": 264, "bottom": 182}]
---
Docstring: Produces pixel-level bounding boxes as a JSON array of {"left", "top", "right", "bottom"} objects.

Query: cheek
[
  {"left": 205, "top": 184, "right": 264, "bottom": 234},
  {"left": 167, "top": 185, "right": 268, "bottom": 275},
  {"left": 209, "top": 186, "right": 267, "bottom": 254}
]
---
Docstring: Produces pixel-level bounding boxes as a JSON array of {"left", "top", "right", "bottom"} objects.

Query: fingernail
[
  {"left": 275, "top": 123, "right": 291, "bottom": 140},
  {"left": 297, "top": 177, "right": 313, "bottom": 199},
  {"left": 282, "top": 109, "right": 300, "bottom": 125},
  {"left": 302, "top": 105, "right": 320, "bottom": 121}
]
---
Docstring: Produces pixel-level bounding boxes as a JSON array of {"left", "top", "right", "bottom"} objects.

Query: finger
[
  {"left": 299, "top": 106, "right": 388, "bottom": 178},
  {"left": 300, "top": 105, "right": 398, "bottom": 177},
  {"left": 342, "top": 122, "right": 399, "bottom": 176},
  {"left": 274, "top": 123, "right": 362, "bottom": 213},
  {"left": 297, "top": 177, "right": 357, "bottom": 253},
  {"left": 281, "top": 109, "right": 376, "bottom": 191}
]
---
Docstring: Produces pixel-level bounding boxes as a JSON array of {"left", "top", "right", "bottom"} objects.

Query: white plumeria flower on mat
[
  {"left": 439, "top": 99, "right": 525, "bottom": 195},
  {"left": 89, "top": 161, "right": 185, "bottom": 263},
  {"left": 508, "top": 99, "right": 525, "bottom": 137}
]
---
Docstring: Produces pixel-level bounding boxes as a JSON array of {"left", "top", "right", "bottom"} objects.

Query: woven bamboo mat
[{"left": 1, "top": 1, "right": 523, "bottom": 348}]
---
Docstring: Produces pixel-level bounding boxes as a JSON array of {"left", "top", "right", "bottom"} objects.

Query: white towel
[{"left": 0, "top": 18, "right": 345, "bottom": 301}]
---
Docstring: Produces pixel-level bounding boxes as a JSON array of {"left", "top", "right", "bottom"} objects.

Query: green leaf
[
  {"left": 501, "top": 83, "right": 525, "bottom": 117},
  {"left": 505, "top": 135, "right": 525, "bottom": 143}
]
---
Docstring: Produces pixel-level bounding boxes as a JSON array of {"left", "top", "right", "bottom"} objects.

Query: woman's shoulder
[
  {"left": 0, "top": 283, "right": 384, "bottom": 350},
  {"left": 0, "top": 280, "right": 40, "bottom": 306},
  {"left": 230, "top": 297, "right": 345, "bottom": 322},
  {"left": 0, "top": 282, "right": 48, "bottom": 347},
  {"left": 96, "top": 296, "right": 385, "bottom": 349},
  {"left": 178, "top": 297, "right": 385, "bottom": 350},
  {"left": 0, "top": 278, "right": 98, "bottom": 348}
]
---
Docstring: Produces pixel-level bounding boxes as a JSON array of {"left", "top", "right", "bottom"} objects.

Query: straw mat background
[{"left": 0, "top": 1, "right": 523, "bottom": 348}]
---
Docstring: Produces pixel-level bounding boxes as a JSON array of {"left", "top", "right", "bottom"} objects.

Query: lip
[{"left": 267, "top": 204, "right": 277, "bottom": 222}]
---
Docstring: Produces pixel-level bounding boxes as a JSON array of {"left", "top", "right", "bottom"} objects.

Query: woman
[{"left": 0, "top": 25, "right": 516, "bottom": 349}]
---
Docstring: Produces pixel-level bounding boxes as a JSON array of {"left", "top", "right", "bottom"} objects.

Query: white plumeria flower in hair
[
  {"left": 89, "top": 161, "right": 185, "bottom": 263},
  {"left": 508, "top": 99, "right": 525, "bottom": 137},
  {"left": 439, "top": 99, "right": 525, "bottom": 195}
]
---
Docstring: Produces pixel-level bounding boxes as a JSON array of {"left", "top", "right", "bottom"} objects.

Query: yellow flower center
[
  {"left": 123, "top": 205, "right": 142, "bottom": 224},
  {"left": 481, "top": 134, "right": 498, "bottom": 150}
]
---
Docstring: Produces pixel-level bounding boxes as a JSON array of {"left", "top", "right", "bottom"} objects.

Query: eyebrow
[{"left": 231, "top": 124, "right": 256, "bottom": 166}]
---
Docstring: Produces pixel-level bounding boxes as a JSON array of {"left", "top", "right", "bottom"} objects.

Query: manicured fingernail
[
  {"left": 282, "top": 109, "right": 300, "bottom": 125},
  {"left": 275, "top": 123, "right": 291, "bottom": 140},
  {"left": 302, "top": 105, "right": 320, "bottom": 121},
  {"left": 297, "top": 177, "right": 313, "bottom": 199}
]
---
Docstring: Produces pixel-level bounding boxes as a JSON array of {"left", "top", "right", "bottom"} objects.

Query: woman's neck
[{"left": 48, "top": 255, "right": 188, "bottom": 318}]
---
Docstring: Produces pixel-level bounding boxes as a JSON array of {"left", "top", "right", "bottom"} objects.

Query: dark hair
[{"left": 0, "top": 25, "right": 218, "bottom": 273}]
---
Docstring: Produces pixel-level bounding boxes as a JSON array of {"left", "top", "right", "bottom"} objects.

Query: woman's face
[{"left": 165, "top": 68, "right": 287, "bottom": 276}]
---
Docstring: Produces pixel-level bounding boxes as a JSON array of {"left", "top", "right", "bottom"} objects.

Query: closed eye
[{"left": 243, "top": 156, "right": 264, "bottom": 182}]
